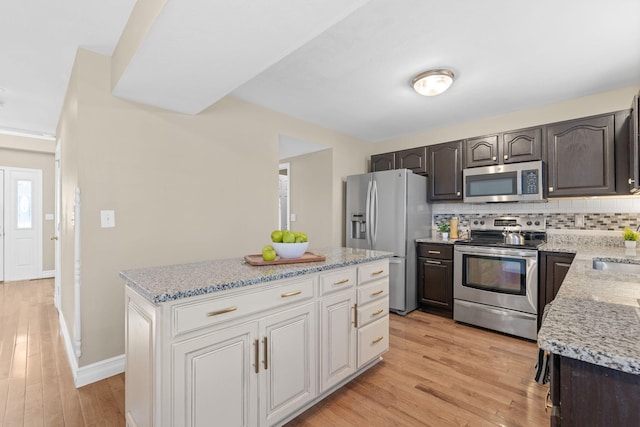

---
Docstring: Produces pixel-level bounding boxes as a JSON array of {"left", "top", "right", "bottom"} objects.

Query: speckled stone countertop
[
  {"left": 415, "top": 237, "right": 462, "bottom": 245},
  {"left": 120, "top": 247, "right": 392, "bottom": 304},
  {"left": 537, "top": 242, "right": 640, "bottom": 375}
]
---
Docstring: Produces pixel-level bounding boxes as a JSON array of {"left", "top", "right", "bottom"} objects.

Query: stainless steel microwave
[{"left": 463, "top": 160, "right": 546, "bottom": 203}]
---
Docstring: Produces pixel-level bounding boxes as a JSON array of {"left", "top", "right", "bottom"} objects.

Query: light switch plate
[
  {"left": 101, "top": 210, "right": 116, "bottom": 228},
  {"left": 290, "top": 213, "right": 297, "bottom": 222},
  {"left": 45, "top": 213, "right": 54, "bottom": 221}
]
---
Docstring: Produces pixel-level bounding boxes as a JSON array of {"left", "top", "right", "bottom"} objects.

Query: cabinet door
[
  {"left": 545, "top": 114, "right": 616, "bottom": 197},
  {"left": 371, "top": 152, "right": 395, "bottom": 172},
  {"left": 630, "top": 94, "right": 640, "bottom": 193},
  {"left": 538, "top": 252, "right": 575, "bottom": 330},
  {"left": 396, "top": 147, "right": 427, "bottom": 175},
  {"left": 260, "top": 302, "right": 316, "bottom": 426},
  {"left": 502, "top": 127, "right": 542, "bottom": 164},
  {"left": 465, "top": 135, "right": 499, "bottom": 167},
  {"left": 173, "top": 322, "right": 258, "bottom": 427},
  {"left": 319, "top": 291, "right": 356, "bottom": 392},
  {"left": 418, "top": 257, "right": 453, "bottom": 315},
  {"left": 428, "top": 141, "right": 463, "bottom": 201}
]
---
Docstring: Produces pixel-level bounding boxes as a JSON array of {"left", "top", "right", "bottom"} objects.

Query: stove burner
[{"left": 458, "top": 215, "right": 547, "bottom": 249}]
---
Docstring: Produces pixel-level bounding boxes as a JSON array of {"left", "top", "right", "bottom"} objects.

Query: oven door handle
[{"left": 454, "top": 245, "right": 537, "bottom": 258}]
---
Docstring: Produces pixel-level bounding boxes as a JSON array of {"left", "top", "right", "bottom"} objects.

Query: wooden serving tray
[{"left": 244, "top": 252, "right": 326, "bottom": 266}]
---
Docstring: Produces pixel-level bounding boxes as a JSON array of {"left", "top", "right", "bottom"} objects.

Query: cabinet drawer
[
  {"left": 172, "top": 277, "right": 315, "bottom": 336},
  {"left": 358, "top": 260, "right": 389, "bottom": 285},
  {"left": 417, "top": 243, "right": 452, "bottom": 260},
  {"left": 357, "top": 297, "right": 388, "bottom": 328},
  {"left": 357, "top": 315, "right": 389, "bottom": 368},
  {"left": 357, "top": 280, "right": 389, "bottom": 306},
  {"left": 319, "top": 268, "right": 356, "bottom": 295}
]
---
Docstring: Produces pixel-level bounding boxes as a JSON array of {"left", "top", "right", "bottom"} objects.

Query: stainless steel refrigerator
[{"left": 345, "top": 169, "right": 431, "bottom": 315}]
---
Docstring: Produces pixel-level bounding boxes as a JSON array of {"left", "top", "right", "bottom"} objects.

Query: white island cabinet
[{"left": 121, "top": 248, "right": 391, "bottom": 427}]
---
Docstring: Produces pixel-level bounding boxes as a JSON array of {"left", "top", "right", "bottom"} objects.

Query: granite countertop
[
  {"left": 537, "top": 242, "right": 640, "bottom": 375},
  {"left": 415, "top": 236, "right": 462, "bottom": 245},
  {"left": 120, "top": 247, "right": 392, "bottom": 304}
]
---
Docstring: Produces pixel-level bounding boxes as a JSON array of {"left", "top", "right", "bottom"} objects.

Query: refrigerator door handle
[
  {"left": 371, "top": 180, "right": 378, "bottom": 247},
  {"left": 365, "top": 180, "right": 373, "bottom": 248}
]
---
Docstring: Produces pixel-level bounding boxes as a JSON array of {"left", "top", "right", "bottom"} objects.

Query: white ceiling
[{"left": 1, "top": 0, "right": 640, "bottom": 142}]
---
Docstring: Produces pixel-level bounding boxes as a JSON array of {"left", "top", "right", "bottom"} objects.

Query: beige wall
[
  {"left": 58, "top": 49, "right": 371, "bottom": 367},
  {"left": 282, "top": 149, "right": 333, "bottom": 248},
  {"left": 372, "top": 85, "right": 640, "bottom": 155},
  {"left": 0, "top": 134, "right": 56, "bottom": 272}
]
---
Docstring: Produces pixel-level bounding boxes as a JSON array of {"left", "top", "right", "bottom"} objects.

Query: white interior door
[
  {"left": 54, "top": 145, "right": 61, "bottom": 308},
  {"left": 0, "top": 170, "right": 4, "bottom": 281},
  {"left": 5, "top": 168, "right": 42, "bottom": 281}
]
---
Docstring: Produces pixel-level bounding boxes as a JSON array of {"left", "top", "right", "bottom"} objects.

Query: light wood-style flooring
[
  {"left": 1, "top": 279, "right": 548, "bottom": 426},
  {"left": 0, "top": 279, "right": 124, "bottom": 427},
  {"left": 286, "top": 310, "right": 549, "bottom": 427}
]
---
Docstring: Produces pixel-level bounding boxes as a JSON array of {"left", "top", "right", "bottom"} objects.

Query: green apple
[
  {"left": 270, "top": 230, "right": 283, "bottom": 243},
  {"left": 262, "top": 247, "right": 276, "bottom": 261},
  {"left": 282, "top": 231, "right": 296, "bottom": 243}
]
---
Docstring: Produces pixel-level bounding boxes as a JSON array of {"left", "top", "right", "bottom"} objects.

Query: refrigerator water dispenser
[{"left": 350, "top": 213, "right": 367, "bottom": 239}]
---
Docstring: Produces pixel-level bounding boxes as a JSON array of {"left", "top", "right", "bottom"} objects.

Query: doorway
[
  {"left": 279, "top": 163, "right": 290, "bottom": 231},
  {"left": 3, "top": 167, "right": 43, "bottom": 281},
  {"left": 0, "top": 170, "right": 3, "bottom": 281}
]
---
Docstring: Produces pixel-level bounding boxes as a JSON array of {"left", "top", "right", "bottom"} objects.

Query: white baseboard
[
  {"left": 41, "top": 270, "right": 55, "bottom": 278},
  {"left": 58, "top": 310, "right": 125, "bottom": 388}
]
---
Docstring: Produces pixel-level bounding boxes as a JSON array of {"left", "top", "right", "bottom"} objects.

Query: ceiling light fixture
[{"left": 411, "top": 69, "right": 454, "bottom": 96}]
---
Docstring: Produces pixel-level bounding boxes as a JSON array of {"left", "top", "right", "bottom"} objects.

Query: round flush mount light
[{"left": 411, "top": 69, "right": 455, "bottom": 96}]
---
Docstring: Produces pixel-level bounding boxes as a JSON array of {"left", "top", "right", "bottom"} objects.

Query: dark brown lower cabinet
[
  {"left": 417, "top": 243, "right": 453, "bottom": 318},
  {"left": 550, "top": 354, "right": 640, "bottom": 426},
  {"left": 538, "top": 251, "right": 575, "bottom": 330}
]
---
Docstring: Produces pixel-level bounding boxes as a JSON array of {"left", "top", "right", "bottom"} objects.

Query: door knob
[{"left": 50, "top": 236, "right": 58, "bottom": 241}]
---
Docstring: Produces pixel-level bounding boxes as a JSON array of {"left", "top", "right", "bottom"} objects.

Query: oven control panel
[
  {"left": 521, "top": 169, "right": 539, "bottom": 195},
  {"left": 470, "top": 216, "right": 546, "bottom": 232}
]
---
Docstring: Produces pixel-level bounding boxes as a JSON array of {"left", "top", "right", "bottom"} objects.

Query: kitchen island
[
  {"left": 121, "top": 247, "right": 392, "bottom": 427},
  {"left": 537, "top": 243, "right": 640, "bottom": 426}
]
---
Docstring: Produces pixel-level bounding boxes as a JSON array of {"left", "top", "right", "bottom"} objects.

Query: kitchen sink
[{"left": 592, "top": 259, "right": 640, "bottom": 274}]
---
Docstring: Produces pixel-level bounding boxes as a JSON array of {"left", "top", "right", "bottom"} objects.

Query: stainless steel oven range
[{"left": 453, "top": 216, "right": 546, "bottom": 340}]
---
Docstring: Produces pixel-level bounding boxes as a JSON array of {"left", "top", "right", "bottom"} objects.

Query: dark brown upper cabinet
[
  {"left": 370, "top": 152, "right": 395, "bottom": 172},
  {"left": 629, "top": 93, "right": 640, "bottom": 194},
  {"left": 502, "top": 127, "right": 542, "bottom": 164},
  {"left": 465, "top": 135, "right": 499, "bottom": 167},
  {"left": 465, "top": 127, "right": 542, "bottom": 168},
  {"left": 545, "top": 113, "right": 616, "bottom": 197},
  {"left": 427, "top": 141, "right": 463, "bottom": 202},
  {"left": 396, "top": 147, "right": 427, "bottom": 175}
]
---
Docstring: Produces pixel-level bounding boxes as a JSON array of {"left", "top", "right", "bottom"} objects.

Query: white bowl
[{"left": 272, "top": 242, "right": 309, "bottom": 259}]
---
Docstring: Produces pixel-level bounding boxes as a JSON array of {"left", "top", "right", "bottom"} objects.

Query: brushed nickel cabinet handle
[
  {"left": 456, "top": 191, "right": 461, "bottom": 196},
  {"left": 207, "top": 306, "right": 237, "bottom": 317},
  {"left": 333, "top": 279, "right": 350, "bottom": 285},
  {"left": 504, "top": 155, "right": 509, "bottom": 160},
  {"left": 492, "top": 156, "right": 497, "bottom": 161},
  {"left": 630, "top": 178, "right": 636, "bottom": 185},
  {"left": 372, "top": 309, "right": 383, "bottom": 316},
  {"left": 263, "top": 337, "right": 268, "bottom": 370},
  {"left": 371, "top": 290, "right": 384, "bottom": 296},
  {"left": 427, "top": 250, "right": 441, "bottom": 254},
  {"left": 254, "top": 339, "right": 259, "bottom": 374},
  {"left": 371, "top": 336, "right": 384, "bottom": 344},
  {"left": 371, "top": 270, "right": 384, "bottom": 275},
  {"left": 281, "top": 290, "right": 302, "bottom": 298},
  {"left": 425, "top": 260, "right": 441, "bottom": 265},
  {"left": 549, "top": 186, "right": 554, "bottom": 192}
]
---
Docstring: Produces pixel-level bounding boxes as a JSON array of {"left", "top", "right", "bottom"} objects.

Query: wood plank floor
[
  {"left": 1, "top": 279, "right": 548, "bottom": 426},
  {"left": 286, "top": 311, "right": 549, "bottom": 427},
  {"left": 0, "top": 279, "right": 125, "bottom": 427}
]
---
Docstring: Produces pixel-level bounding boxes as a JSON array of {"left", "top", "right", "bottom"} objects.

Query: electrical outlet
[{"left": 574, "top": 214, "right": 584, "bottom": 228}]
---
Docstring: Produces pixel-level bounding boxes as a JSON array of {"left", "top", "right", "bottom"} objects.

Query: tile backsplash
[{"left": 432, "top": 198, "right": 640, "bottom": 231}]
